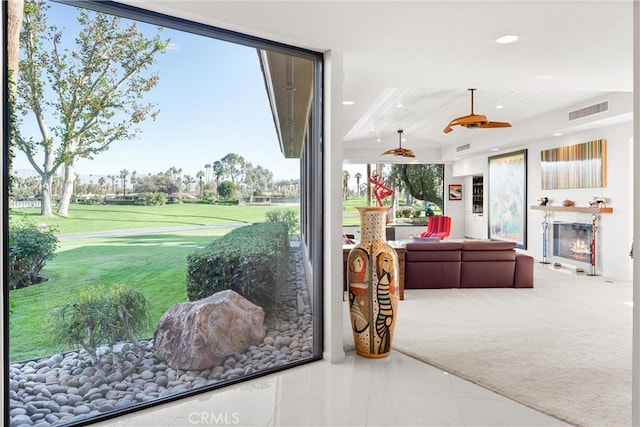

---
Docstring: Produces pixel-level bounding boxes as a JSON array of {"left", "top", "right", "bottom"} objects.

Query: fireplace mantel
[{"left": 530, "top": 206, "right": 613, "bottom": 214}]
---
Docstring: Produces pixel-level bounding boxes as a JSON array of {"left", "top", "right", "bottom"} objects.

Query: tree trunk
[
  {"left": 7, "top": 0, "right": 24, "bottom": 177},
  {"left": 40, "top": 174, "right": 53, "bottom": 216},
  {"left": 57, "top": 164, "right": 76, "bottom": 217}
]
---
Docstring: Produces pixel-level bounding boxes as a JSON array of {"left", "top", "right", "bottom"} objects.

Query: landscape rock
[{"left": 154, "top": 290, "right": 264, "bottom": 370}]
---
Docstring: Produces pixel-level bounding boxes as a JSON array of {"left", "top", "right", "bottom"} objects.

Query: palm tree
[
  {"left": 204, "top": 163, "right": 212, "bottom": 183},
  {"left": 130, "top": 170, "right": 138, "bottom": 192},
  {"left": 343, "top": 170, "right": 351, "bottom": 200},
  {"left": 212, "top": 161, "right": 224, "bottom": 187},
  {"left": 119, "top": 169, "right": 130, "bottom": 197},
  {"left": 182, "top": 174, "right": 196, "bottom": 193},
  {"left": 107, "top": 175, "right": 117, "bottom": 195},
  {"left": 355, "top": 172, "right": 362, "bottom": 197},
  {"left": 196, "top": 171, "right": 205, "bottom": 199},
  {"left": 98, "top": 177, "right": 106, "bottom": 196}
]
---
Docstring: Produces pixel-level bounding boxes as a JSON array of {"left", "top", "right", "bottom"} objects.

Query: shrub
[
  {"left": 217, "top": 180, "right": 237, "bottom": 200},
  {"left": 396, "top": 207, "right": 412, "bottom": 218},
  {"left": 141, "top": 191, "right": 167, "bottom": 206},
  {"left": 9, "top": 219, "right": 59, "bottom": 290},
  {"left": 49, "top": 284, "right": 150, "bottom": 371},
  {"left": 265, "top": 208, "right": 300, "bottom": 235},
  {"left": 203, "top": 189, "right": 217, "bottom": 203},
  {"left": 186, "top": 222, "right": 289, "bottom": 310}
]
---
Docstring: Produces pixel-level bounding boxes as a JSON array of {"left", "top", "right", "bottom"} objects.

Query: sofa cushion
[
  {"left": 405, "top": 242, "right": 462, "bottom": 262},
  {"left": 405, "top": 262, "right": 461, "bottom": 289},
  {"left": 461, "top": 241, "right": 516, "bottom": 251},
  {"left": 406, "top": 242, "right": 462, "bottom": 251},
  {"left": 462, "top": 241, "right": 516, "bottom": 262},
  {"left": 411, "top": 236, "right": 441, "bottom": 243},
  {"left": 514, "top": 253, "right": 534, "bottom": 288},
  {"left": 461, "top": 261, "right": 516, "bottom": 288}
]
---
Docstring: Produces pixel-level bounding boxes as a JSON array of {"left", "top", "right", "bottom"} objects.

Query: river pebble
[{"left": 9, "top": 247, "right": 313, "bottom": 426}]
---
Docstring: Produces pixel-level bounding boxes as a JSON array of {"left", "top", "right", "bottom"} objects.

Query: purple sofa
[{"left": 404, "top": 241, "right": 534, "bottom": 289}]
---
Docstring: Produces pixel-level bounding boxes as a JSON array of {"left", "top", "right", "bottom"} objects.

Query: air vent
[
  {"left": 456, "top": 143, "right": 470, "bottom": 152},
  {"left": 569, "top": 101, "right": 608, "bottom": 121}
]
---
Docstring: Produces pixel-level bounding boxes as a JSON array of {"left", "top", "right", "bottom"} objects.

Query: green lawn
[
  {"left": 342, "top": 197, "right": 372, "bottom": 226},
  {"left": 9, "top": 203, "right": 298, "bottom": 361},
  {"left": 9, "top": 228, "right": 232, "bottom": 361},
  {"left": 11, "top": 203, "right": 297, "bottom": 234}
]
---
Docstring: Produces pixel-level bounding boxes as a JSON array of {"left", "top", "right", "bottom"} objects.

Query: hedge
[{"left": 185, "top": 222, "right": 289, "bottom": 310}]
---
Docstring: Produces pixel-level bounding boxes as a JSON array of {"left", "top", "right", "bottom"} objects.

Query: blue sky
[{"left": 13, "top": 1, "right": 301, "bottom": 180}]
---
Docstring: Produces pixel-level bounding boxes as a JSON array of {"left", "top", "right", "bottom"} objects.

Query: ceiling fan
[
  {"left": 382, "top": 129, "right": 415, "bottom": 158},
  {"left": 443, "top": 88, "right": 512, "bottom": 134}
]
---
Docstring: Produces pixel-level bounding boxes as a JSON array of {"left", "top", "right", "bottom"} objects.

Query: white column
[
  {"left": 632, "top": 1, "right": 640, "bottom": 425},
  {"left": 323, "top": 50, "right": 346, "bottom": 363}
]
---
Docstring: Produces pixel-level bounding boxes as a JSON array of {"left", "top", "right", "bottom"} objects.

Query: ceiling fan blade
[
  {"left": 399, "top": 149, "right": 415, "bottom": 158},
  {"left": 382, "top": 129, "right": 414, "bottom": 157},
  {"left": 381, "top": 148, "right": 415, "bottom": 158},
  {"left": 478, "top": 121, "right": 512, "bottom": 129},
  {"left": 444, "top": 89, "right": 511, "bottom": 133},
  {"left": 455, "top": 114, "right": 488, "bottom": 126}
]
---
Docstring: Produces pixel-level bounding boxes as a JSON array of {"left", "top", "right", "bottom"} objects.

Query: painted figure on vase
[
  {"left": 348, "top": 249, "right": 370, "bottom": 334},
  {"left": 375, "top": 252, "right": 395, "bottom": 354}
]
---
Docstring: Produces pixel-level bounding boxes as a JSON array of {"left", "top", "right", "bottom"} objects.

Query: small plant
[
  {"left": 8, "top": 219, "right": 59, "bottom": 289},
  {"left": 50, "top": 284, "right": 150, "bottom": 374},
  {"left": 265, "top": 208, "right": 299, "bottom": 235}
]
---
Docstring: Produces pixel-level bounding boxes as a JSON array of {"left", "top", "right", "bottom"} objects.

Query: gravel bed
[{"left": 9, "top": 247, "right": 312, "bottom": 427}]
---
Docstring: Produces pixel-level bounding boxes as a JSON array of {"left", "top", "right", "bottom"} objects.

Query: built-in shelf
[
  {"left": 472, "top": 176, "right": 483, "bottom": 214},
  {"left": 530, "top": 205, "right": 613, "bottom": 214}
]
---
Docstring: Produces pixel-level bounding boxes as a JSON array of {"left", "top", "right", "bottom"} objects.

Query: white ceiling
[{"left": 119, "top": 0, "right": 634, "bottom": 163}]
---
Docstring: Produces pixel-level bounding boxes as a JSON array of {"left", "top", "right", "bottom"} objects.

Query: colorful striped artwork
[{"left": 540, "top": 139, "right": 607, "bottom": 189}]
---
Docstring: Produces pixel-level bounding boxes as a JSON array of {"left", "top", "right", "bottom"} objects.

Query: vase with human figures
[{"left": 347, "top": 206, "right": 399, "bottom": 358}]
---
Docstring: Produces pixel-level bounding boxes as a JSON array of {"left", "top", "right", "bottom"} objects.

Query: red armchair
[{"left": 419, "top": 215, "right": 451, "bottom": 240}]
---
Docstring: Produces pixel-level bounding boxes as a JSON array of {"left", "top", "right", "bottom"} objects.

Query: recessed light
[
  {"left": 453, "top": 157, "right": 460, "bottom": 161},
  {"left": 376, "top": 138, "right": 381, "bottom": 142},
  {"left": 396, "top": 102, "right": 404, "bottom": 108},
  {"left": 495, "top": 34, "right": 518, "bottom": 44},
  {"left": 491, "top": 148, "right": 499, "bottom": 151},
  {"left": 495, "top": 104, "right": 504, "bottom": 109},
  {"left": 342, "top": 100, "right": 354, "bottom": 105},
  {"left": 553, "top": 132, "right": 563, "bottom": 136}
]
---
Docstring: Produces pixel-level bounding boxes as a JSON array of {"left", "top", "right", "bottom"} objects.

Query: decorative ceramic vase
[{"left": 347, "top": 206, "right": 399, "bottom": 358}]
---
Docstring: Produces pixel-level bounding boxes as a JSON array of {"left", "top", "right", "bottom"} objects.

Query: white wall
[
  {"left": 444, "top": 165, "right": 465, "bottom": 239},
  {"left": 452, "top": 121, "right": 633, "bottom": 281},
  {"left": 527, "top": 123, "right": 633, "bottom": 281}
]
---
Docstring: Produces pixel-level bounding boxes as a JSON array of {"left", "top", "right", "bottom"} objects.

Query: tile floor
[{"left": 94, "top": 350, "right": 568, "bottom": 427}]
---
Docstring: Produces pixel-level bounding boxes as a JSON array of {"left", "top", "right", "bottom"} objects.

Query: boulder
[{"left": 154, "top": 290, "right": 264, "bottom": 370}]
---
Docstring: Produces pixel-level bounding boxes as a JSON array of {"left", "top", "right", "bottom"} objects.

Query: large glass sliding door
[{"left": 3, "top": 1, "right": 323, "bottom": 425}]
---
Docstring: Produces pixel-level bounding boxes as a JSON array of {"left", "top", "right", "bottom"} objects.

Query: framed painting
[
  {"left": 540, "top": 139, "right": 606, "bottom": 189},
  {"left": 448, "top": 184, "right": 462, "bottom": 200},
  {"left": 488, "top": 149, "right": 527, "bottom": 249}
]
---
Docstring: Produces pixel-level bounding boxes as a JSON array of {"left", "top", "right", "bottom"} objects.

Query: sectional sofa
[{"left": 404, "top": 240, "right": 534, "bottom": 289}]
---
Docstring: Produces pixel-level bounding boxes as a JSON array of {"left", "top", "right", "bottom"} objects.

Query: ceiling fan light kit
[
  {"left": 382, "top": 129, "right": 415, "bottom": 158},
  {"left": 443, "top": 88, "right": 512, "bottom": 134}
]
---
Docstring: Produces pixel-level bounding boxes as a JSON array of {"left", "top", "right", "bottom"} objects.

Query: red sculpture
[{"left": 368, "top": 174, "right": 394, "bottom": 207}]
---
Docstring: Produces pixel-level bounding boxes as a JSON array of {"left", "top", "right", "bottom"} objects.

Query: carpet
[{"left": 343, "top": 264, "right": 632, "bottom": 427}]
